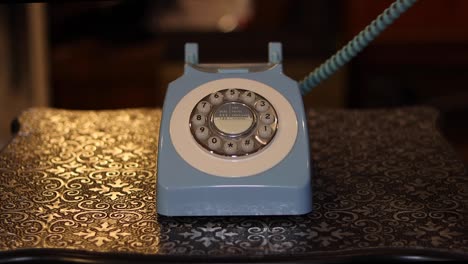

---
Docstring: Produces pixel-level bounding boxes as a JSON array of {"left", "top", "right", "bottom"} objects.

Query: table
[{"left": 0, "top": 107, "right": 467, "bottom": 263}]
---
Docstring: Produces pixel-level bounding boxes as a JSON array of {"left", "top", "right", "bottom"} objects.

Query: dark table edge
[{"left": 0, "top": 248, "right": 467, "bottom": 264}]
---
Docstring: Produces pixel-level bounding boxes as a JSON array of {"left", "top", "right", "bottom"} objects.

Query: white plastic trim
[{"left": 170, "top": 78, "right": 298, "bottom": 177}]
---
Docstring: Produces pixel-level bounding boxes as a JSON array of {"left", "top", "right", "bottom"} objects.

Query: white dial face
[
  {"left": 170, "top": 78, "right": 298, "bottom": 177},
  {"left": 189, "top": 89, "right": 278, "bottom": 157}
]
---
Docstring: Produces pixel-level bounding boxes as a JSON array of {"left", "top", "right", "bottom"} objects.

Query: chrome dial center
[{"left": 211, "top": 102, "right": 255, "bottom": 136}]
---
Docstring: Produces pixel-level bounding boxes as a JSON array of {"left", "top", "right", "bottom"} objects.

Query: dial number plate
[{"left": 189, "top": 89, "right": 278, "bottom": 157}]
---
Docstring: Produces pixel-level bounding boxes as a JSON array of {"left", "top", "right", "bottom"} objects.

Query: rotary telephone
[
  {"left": 157, "top": 0, "right": 417, "bottom": 216},
  {"left": 157, "top": 43, "right": 311, "bottom": 216}
]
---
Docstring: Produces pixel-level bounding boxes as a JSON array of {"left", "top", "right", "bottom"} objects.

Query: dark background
[{"left": 5, "top": 0, "right": 468, "bottom": 162}]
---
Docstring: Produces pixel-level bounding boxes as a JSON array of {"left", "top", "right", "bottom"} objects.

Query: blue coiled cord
[{"left": 299, "top": 0, "right": 418, "bottom": 95}]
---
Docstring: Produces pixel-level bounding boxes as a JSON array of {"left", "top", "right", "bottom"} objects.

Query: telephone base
[
  {"left": 157, "top": 43, "right": 312, "bottom": 216},
  {"left": 157, "top": 177, "right": 311, "bottom": 216}
]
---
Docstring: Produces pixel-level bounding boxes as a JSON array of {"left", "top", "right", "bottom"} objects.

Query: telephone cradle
[{"left": 157, "top": 43, "right": 312, "bottom": 216}]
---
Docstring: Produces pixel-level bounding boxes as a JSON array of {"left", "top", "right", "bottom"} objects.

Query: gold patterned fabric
[{"left": 0, "top": 107, "right": 467, "bottom": 258}]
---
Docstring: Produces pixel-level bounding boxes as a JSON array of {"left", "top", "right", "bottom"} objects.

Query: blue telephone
[
  {"left": 157, "top": 43, "right": 312, "bottom": 216},
  {"left": 157, "top": 0, "right": 417, "bottom": 216}
]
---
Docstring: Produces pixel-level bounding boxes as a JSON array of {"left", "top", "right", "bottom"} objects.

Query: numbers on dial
[
  {"left": 260, "top": 113, "right": 274, "bottom": 125},
  {"left": 241, "top": 91, "right": 255, "bottom": 104},
  {"left": 225, "top": 89, "right": 240, "bottom": 101},
  {"left": 197, "top": 101, "right": 211, "bottom": 114},
  {"left": 258, "top": 125, "right": 273, "bottom": 139},
  {"left": 191, "top": 114, "right": 206, "bottom": 126},
  {"left": 195, "top": 126, "right": 210, "bottom": 140},
  {"left": 190, "top": 89, "right": 277, "bottom": 157},
  {"left": 208, "top": 136, "right": 221, "bottom": 150},
  {"left": 209, "top": 92, "right": 223, "bottom": 105},
  {"left": 255, "top": 100, "right": 269, "bottom": 112}
]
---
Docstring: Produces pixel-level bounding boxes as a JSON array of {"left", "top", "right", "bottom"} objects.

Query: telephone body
[{"left": 157, "top": 43, "right": 312, "bottom": 216}]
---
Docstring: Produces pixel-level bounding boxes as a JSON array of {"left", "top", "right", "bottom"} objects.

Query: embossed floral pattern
[
  {"left": 89, "top": 179, "right": 143, "bottom": 200},
  {"left": 179, "top": 222, "right": 238, "bottom": 247},
  {"left": 295, "top": 222, "right": 354, "bottom": 247},
  {"left": 74, "top": 221, "right": 131, "bottom": 246},
  {"left": 0, "top": 179, "right": 32, "bottom": 200},
  {"left": 0, "top": 107, "right": 467, "bottom": 257},
  {"left": 405, "top": 221, "right": 463, "bottom": 247},
  {"left": 0, "top": 109, "right": 160, "bottom": 253}
]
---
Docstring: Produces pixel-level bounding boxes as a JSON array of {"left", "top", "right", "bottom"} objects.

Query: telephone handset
[{"left": 157, "top": 43, "right": 312, "bottom": 216}]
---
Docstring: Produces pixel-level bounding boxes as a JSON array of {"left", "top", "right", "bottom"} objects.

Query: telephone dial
[{"left": 157, "top": 43, "right": 312, "bottom": 216}]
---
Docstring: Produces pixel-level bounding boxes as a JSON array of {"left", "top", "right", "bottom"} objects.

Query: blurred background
[{"left": 0, "top": 0, "right": 467, "bottom": 162}]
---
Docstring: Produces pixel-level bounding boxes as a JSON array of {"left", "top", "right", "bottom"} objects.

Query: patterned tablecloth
[{"left": 0, "top": 107, "right": 467, "bottom": 261}]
